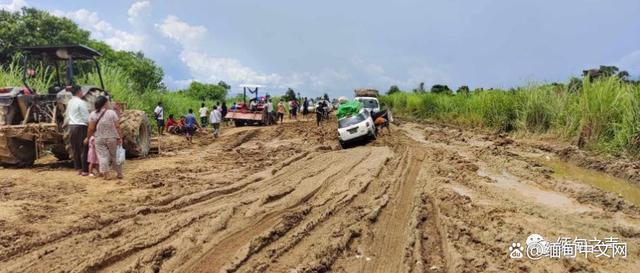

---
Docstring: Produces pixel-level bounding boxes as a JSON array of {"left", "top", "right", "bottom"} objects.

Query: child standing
[{"left": 87, "top": 136, "right": 98, "bottom": 177}]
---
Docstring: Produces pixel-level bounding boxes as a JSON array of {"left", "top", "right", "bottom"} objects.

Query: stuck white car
[{"left": 337, "top": 110, "right": 376, "bottom": 148}]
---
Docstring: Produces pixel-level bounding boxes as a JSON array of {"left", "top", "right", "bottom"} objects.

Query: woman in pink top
[{"left": 84, "top": 96, "right": 124, "bottom": 180}]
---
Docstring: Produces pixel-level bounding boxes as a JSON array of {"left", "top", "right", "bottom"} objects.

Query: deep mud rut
[{"left": 1, "top": 119, "right": 640, "bottom": 273}]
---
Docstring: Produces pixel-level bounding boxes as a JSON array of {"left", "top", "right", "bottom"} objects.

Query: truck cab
[
  {"left": 353, "top": 88, "right": 393, "bottom": 126},
  {"left": 354, "top": 96, "right": 380, "bottom": 113}
]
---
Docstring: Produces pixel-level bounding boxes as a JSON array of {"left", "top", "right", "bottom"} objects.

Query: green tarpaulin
[{"left": 337, "top": 101, "right": 362, "bottom": 119}]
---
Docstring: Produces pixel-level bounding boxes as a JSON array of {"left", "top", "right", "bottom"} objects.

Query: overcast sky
[{"left": 2, "top": 0, "right": 639, "bottom": 97}]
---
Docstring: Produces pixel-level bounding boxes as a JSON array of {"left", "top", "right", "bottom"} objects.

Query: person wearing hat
[{"left": 66, "top": 85, "right": 90, "bottom": 176}]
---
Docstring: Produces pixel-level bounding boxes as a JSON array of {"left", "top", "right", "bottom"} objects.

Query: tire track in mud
[
  {"left": 205, "top": 132, "right": 450, "bottom": 273},
  {"left": 184, "top": 147, "right": 391, "bottom": 273},
  {"left": 363, "top": 146, "right": 426, "bottom": 273},
  {"left": 0, "top": 132, "right": 251, "bottom": 264},
  {"left": 0, "top": 166, "right": 268, "bottom": 273},
  {"left": 217, "top": 134, "right": 446, "bottom": 273},
  {"left": 68, "top": 145, "right": 382, "bottom": 273},
  {"left": 0, "top": 123, "right": 343, "bottom": 273},
  {"left": 231, "top": 150, "right": 392, "bottom": 273},
  {"left": 321, "top": 132, "right": 453, "bottom": 273}
]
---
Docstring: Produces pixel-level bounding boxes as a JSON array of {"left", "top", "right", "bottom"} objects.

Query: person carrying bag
[{"left": 85, "top": 96, "right": 124, "bottom": 180}]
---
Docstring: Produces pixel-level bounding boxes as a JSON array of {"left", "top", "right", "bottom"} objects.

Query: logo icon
[
  {"left": 509, "top": 242, "right": 524, "bottom": 259},
  {"left": 526, "top": 234, "right": 549, "bottom": 260}
]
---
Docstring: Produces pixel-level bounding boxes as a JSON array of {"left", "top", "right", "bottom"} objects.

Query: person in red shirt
[
  {"left": 374, "top": 115, "right": 390, "bottom": 135},
  {"left": 165, "top": 114, "right": 178, "bottom": 134}
]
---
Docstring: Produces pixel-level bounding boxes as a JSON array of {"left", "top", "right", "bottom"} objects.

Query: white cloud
[
  {"left": 156, "top": 15, "right": 207, "bottom": 45},
  {"left": 0, "top": 0, "right": 26, "bottom": 12},
  {"left": 615, "top": 50, "right": 640, "bottom": 74},
  {"left": 157, "top": 15, "right": 368, "bottom": 95},
  {"left": 163, "top": 75, "right": 194, "bottom": 89},
  {"left": 156, "top": 15, "right": 398, "bottom": 95},
  {"left": 180, "top": 50, "right": 282, "bottom": 86},
  {"left": 128, "top": 1, "right": 150, "bottom": 18},
  {"left": 157, "top": 15, "right": 286, "bottom": 88},
  {"left": 54, "top": 9, "right": 143, "bottom": 51}
]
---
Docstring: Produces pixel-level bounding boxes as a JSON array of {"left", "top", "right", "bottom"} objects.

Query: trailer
[{"left": 225, "top": 85, "right": 271, "bottom": 126}]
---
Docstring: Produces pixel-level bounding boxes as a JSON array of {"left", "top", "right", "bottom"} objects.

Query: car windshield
[
  {"left": 357, "top": 98, "right": 379, "bottom": 109},
  {"left": 339, "top": 113, "right": 366, "bottom": 128}
]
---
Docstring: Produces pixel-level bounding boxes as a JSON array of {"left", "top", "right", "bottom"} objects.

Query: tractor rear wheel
[
  {"left": 120, "top": 110, "right": 151, "bottom": 158},
  {"left": 0, "top": 95, "right": 36, "bottom": 166},
  {"left": 0, "top": 137, "right": 36, "bottom": 166}
]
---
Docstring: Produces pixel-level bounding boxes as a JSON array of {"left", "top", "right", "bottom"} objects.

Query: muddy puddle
[
  {"left": 541, "top": 158, "right": 640, "bottom": 207},
  {"left": 477, "top": 168, "right": 596, "bottom": 212}
]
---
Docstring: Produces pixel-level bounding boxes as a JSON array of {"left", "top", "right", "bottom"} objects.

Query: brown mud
[{"left": 1, "top": 118, "right": 639, "bottom": 273}]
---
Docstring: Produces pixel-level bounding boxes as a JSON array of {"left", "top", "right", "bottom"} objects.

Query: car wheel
[
  {"left": 369, "top": 129, "right": 377, "bottom": 140},
  {"left": 339, "top": 140, "right": 347, "bottom": 149}
]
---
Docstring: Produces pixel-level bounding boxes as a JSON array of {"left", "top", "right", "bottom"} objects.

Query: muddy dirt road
[{"left": 1, "top": 119, "right": 639, "bottom": 273}]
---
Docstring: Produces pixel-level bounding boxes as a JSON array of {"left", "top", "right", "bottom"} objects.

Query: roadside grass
[
  {"left": 0, "top": 64, "right": 211, "bottom": 123},
  {"left": 381, "top": 77, "right": 640, "bottom": 156}
]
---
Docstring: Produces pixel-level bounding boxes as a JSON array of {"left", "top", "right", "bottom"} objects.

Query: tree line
[
  {"left": 386, "top": 65, "right": 637, "bottom": 96},
  {"left": 0, "top": 8, "right": 165, "bottom": 91}
]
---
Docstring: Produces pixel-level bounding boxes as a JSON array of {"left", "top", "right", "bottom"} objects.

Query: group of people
[
  {"left": 154, "top": 101, "right": 226, "bottom": 143},
  {"left": 151, "top": 96, "right": 332, "bottom": 144},
  {"left": 245, "top": 97, "right": 331, "bottom": 126},
  {"left": 291, "top": 97, "right": 330, "bottom": 126},
  {"left": 67, "top": 86, "right": 124, "bottom": 180}
]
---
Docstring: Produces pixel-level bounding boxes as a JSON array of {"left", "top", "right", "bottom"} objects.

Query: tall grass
[
  {"left": 0, "top": 63, "right": 211, "bottom": 124},
  {"left": 0, "top": 61, "right": 56, "bottom": 91},
  {"left": 381, "top": 78, "right": 640, "bottom": 155}
]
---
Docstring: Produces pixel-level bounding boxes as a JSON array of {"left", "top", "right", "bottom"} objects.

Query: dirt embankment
[{"left": 1, "top": 119, "right": 639, "bottom": 273}]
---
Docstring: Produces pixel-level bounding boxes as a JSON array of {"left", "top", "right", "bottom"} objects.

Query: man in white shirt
[
  {"left": 267, "top": 99, "right": 275, "bottom": 124},
  {"left": 199, "top": 103, "right": 209, "bottom": 128},
  {"left": 209, "top": 106, "right": 223, "bottom": 138},
  {"left": 154, "top": 102, "right": 164, "bottom": 135},
  {"left": 66, "top": 85, "right": 90, "bottom": 175}
]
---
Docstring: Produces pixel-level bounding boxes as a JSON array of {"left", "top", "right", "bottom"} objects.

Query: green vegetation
[
  {"left": 183, "top": 81, "right": 227, "bottom": 102},
  {"left": 282, "top": 88, "right": 298, "bottom": 101},
  {"left": 387, "top": 85, "right": 400, "bottom": 95},
  {"left": 0, "top": 59, "right": 211, "bottom": 119},
  {"left": 1, "top": 8, "right": 165, "bottom": 91},
  {"left": 381, "top": 77, "right": 640, "bottom": 155}
]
